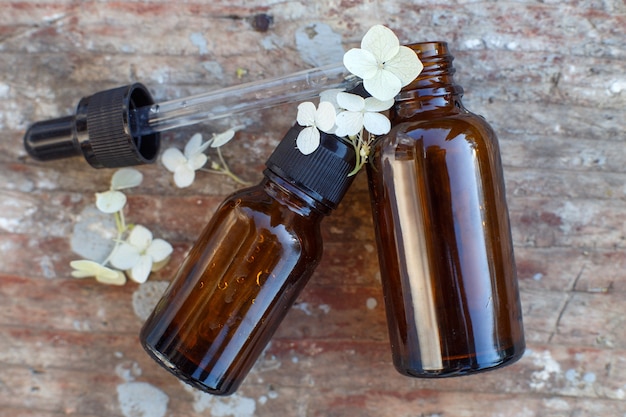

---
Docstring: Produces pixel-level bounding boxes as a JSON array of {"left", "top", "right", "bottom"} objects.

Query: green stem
[
  {"left": 101, "top": 210, "right": 126, "bottom": 267},
  {"left": 116, "top": 210, "right": 127, "bottom": 233},
  {"left": 347, "top": 132, "right": 365, "bottom": 176},
  {"left": 201, "top": 147, "right": 252, "bottom": 185}
]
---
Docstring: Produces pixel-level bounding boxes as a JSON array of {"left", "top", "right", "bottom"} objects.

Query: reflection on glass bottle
[{"left": 367, "top": 42, "right": 525, "bottom": 377}]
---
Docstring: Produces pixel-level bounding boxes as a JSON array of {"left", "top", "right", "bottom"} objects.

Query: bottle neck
[
  {"left": 263, "top": 171, "right": 331, "bottom": 218},
  {"left": 392, "top": 41, "right": 464, "bottom": 121}
]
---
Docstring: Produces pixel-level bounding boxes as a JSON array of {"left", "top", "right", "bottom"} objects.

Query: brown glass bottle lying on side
[
  {"left": 366, "top": 41, "right": 525, "bottom": 377},
  {"left": 140, "top": 125, "right": 356, "bottom": 395}
]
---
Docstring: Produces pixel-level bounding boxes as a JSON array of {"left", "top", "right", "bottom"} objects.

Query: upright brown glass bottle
[
  {"left": 140, "top": 125, "right": 356, "bottom": 395},
  {"left": 367, "top": 42, "right": 524, "bottom": 377}
]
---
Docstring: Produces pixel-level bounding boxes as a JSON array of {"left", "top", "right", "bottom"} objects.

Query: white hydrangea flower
[
  {"left": 334, "top": 92, "right": 394, "bottom": 138},
  {"left": 95, "top": 168, "right": 143, "bottom": 214},
  {"left": 109, "top": 225, "right": 173, "bottom": 284},
  {"left": 70, "top": 260, "right": 127, "bottom": 286},
  {"left": 295, "top": 101, "right": 336, "bottom": 154},
  {"left": 343, "top": 24, "right": 423, "bottom": 101},
  {"left": 161, "top": 133, "right": 210, "bottom": 188}
]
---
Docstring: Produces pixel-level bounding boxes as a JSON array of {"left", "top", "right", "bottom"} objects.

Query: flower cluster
[
  {"left": 295, "top": 25, "right": 423, "bottom": 173},
  {"left": 70, "top": 129, "right": 249, "bottom": 284},
  {"left": 161, "top": 128, "right": 247, "bottom": 188},
  {"left": 70, "top": 168, "right": 173, "bottom": 285}
]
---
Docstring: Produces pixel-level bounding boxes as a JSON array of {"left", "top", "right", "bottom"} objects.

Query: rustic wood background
[{"left": 1, "top": 1, "right": 625, "bottom": 416}]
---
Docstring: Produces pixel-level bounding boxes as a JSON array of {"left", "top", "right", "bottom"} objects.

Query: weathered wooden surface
[{"left": 1, "top": 1, "right": 625, "bottom": 416}]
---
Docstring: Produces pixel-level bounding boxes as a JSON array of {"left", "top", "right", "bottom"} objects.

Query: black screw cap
[
  {"left": 23, "top": 83, "right": 160, "bottom": 168},
  {"left": 265, "top": 124, "right": 357, "bottom": 210}
]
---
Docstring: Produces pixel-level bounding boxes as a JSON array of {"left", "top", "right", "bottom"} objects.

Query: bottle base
[
  {"left": 393, "top": 344, "right": 525, "bottom": 379},
  {"left": 142, "top": 342, "right": 238, "bottom": 396}
]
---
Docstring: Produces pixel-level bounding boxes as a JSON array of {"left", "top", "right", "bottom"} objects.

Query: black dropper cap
[
  {"left": 265, "top": 125, "right": 357, "bottom": 210},
  {"left": 23, "top": 83, "right": 160, "bottom": 168}
]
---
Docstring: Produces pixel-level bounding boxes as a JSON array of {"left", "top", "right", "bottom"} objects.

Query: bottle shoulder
[
  {"left": 393, "top": 111, "right": 495, "bottom": 136},
  {"left": 218, "top": 185, "right": 322, "bottom": 244},
  {"left": 382, "top": 111, "right": 497, "bottom": 151}
]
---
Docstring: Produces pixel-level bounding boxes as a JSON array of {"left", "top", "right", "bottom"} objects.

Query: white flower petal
[
  {"left": 361, "top": 24, "right": 400, "bottom": 63},
  {"left": 70, "top": 259, "right": 102, "bottom": 278},
  {"left": 319, "top": 89, "right": 344, "bottom": 109},
  {"left": 363, "top": 97, "right": 395, "bottom": 112},
  {"left": 95, "top": 190, "right": 127, "bottom": 214},
  {"left": 95, "top": 270, "right": 127, "bottom": 286},
  {"left": 146, "top": 239, "right": 173, "bottom": 263},
  {"left": 343, "top": 48, "right": 379, "bottom": 80},
  {"left": 210, "top": 129, "right": 236, "bottom": 148},
  {"left": 336, "top": 92, "right": 365, "bottom": 112},
  {"left": 363, "top": 112, "right": 391, "bottom": 135},
  {"left": 70, "top": 259, "right": 95, "bottom": 272},
  {"left": 70, "top": 260, "right": 118, "bottom": 279},
  {"left": 363, "top": 70, "right": 403, "bottom": 101},
  {"left": 151, "top": 258, "right": 170, "bottom": 272},
  {"left": 184, "top": 133, "right": 204, "bottom": 157},
  {"left": 129, "top": 255, "right": 152, "bottom": 283},
  {"left": 71, "top": 270, "right": 94, "bottom": 279},
  {"left": 111, "top": 168, "right": 143, "bottom": 190},
  {"left": 128, "top": 225, "right": 153, "bottom": 251},
  {"left": 335, "top": 111, "right": 364, "bottom": 137},
  {"left": 161, "top": 148, "right": 187, "bottom": 173},
  {"left": 296, "top": 102, "right": 317, "bottom": 127},
  {"left": 173, "top": 165, "right": 196, "bottom": 188},
  {"left": 188, "top": 152, "right": 208, "bottom": 170},
  {"left": 314, "top": 101, "right": 337, "bottom": 133},
  {"left": 110, "top": 242, "right": 141, "bottom": 270},
  {"left": 296, "top": 127, "right": 321, "bottom": 155},
  {"left": 385, "top": 46, "right": 424, "bottom": 87}
]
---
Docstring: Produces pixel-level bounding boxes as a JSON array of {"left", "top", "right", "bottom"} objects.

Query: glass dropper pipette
[
  {"left": 133, "top": 63, "right": 357, "bottom": 137},
  {"left": 23, "top": 63, "right": 359, "bottom": 168}
]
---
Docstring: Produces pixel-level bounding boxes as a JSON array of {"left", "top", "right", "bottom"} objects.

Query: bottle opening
[{"left": 396, "top": 41, "right": 463, "bottom": 104}]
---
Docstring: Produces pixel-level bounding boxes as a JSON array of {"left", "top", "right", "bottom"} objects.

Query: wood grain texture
[{"left": 1, "top": 1, "right": 625, "bottom": 416}]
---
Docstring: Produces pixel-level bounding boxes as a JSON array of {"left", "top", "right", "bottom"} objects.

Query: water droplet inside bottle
[{"left": 256, "top": 271, "right": 267, "bottom": 286}]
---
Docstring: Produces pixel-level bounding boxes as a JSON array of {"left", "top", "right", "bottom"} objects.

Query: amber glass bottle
[
  {"left": 140, "top": 125, "right": 356, "bottom": 395},
  {"left": 366, "top": 42, "right": 524, "bottom": 377}
]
